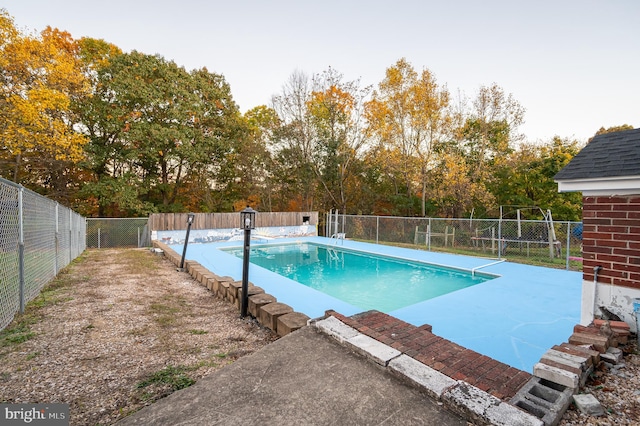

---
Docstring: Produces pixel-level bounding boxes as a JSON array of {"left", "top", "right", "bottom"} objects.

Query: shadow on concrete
[{"left": 116, "top": 326, "right": 467, "bottom": 425}]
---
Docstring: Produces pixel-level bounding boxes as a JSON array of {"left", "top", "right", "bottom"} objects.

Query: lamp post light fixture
[
  {"left": 179, "top": 212, "right": 196, "bottom": 271},
  {"left": 240, "top": 206, "right": 256, "bottom": 318}
]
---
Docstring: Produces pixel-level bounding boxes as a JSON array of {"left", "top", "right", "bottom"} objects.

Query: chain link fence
[
  {"left": 0, "top": 177, "right": 86, "bottom": 331},
  {"left": 328, "top": 213, "right": 582, "bottom": 271},
  {"left": 86, "top": 218, "right": 150, "bottom": 248}
]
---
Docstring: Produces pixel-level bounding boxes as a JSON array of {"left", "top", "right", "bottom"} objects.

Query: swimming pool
[
  {"left": 176, "top": 237, "right": 581, "bottom": 372},
  {"left": 222, "top": 243, "right": 493, "bottom": 312}
]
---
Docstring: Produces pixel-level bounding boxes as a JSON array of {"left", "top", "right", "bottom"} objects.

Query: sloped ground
[{"left": 0, "top": 248, "right": 276, "bottom": 426}]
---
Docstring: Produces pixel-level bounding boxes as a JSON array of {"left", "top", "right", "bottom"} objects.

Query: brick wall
[{"left": 582, "top": 195, "right": 640, "bottom": 289}]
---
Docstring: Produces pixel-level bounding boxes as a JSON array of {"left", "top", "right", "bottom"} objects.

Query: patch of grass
[
  {"left": 122, "top": 249, "right": 159, "bottom": 270},
  {"left": 188, "top": 329, "right": 208, "bottom": 335},
  {"left": 136, "top": 365, "right": 195, "bottom": 391},
  {"left": 0, "top": 321, "right": 36, "bottom": 349},
  {"left": 26, "top": 351, "right": 39, "bottom": 360},
  {"left": 148, "top": 294, "right": 189, "bottom": 327}
]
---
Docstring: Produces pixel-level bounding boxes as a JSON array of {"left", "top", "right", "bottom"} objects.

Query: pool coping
[{"left": 312, "top": 313, "right": 544, "bottom": 426}]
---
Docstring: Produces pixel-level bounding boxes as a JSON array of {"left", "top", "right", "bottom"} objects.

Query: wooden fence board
[{"left": 149, "top": 212, "right": 318, "bottom": 231}]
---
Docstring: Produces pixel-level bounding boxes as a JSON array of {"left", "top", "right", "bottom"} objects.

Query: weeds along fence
[
  {"left": 0, "top": 177, "right": 86, "bottom": 330},
  {"left": 327, "top": 213, "right": 583, "bottom": 271}
]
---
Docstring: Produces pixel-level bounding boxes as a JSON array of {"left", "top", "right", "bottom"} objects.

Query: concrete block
[
  {"left": 533, "top": 363, "right": 579, "bottom": 390},
  {"left": 276, "top": 312, "right": 310, "bottom": 336},
  {"left": 228, "top": 281, "right": 242, "bottom": 303},
  {"left": 314, "top": 316, "right": 360, "bottom": 343},
  {"left": 259, "top": 302, "right": 293, "bottom": 332},
  {"left": 510, "top": 376, "right": 575, "bottom": 426},
  {"left": 248, "top": 293, "right": 276, "bottom": 318},
  {"left": 552, "top": 344, "right": 599, "bottom": 366},
  {"left": 601, "top": 347, "right": 624, "bottom": 364},
  {"left": 541, "top": 349, "right": 587, "bottom": 374},
  {"left": 205, "top": 277, "right": 215, "bottom": 291},
  {"left": 573, "top": 393, "right": 604, "bottom": 416},
  {"left": 218, "top": 280, "right": 230, "bottom": 299},
  {"left": 388, "top": 354, "right": 456, "bottom": 399},
  {"left": 237, "top": 286, "right": 264, "bottom": 308},
  {"left": 344, "top": 334, "right": 401, "bottom": 366},
  {"left": 485, "top": 402, "right": 544, "bottom": 426},
  {"left": 442, "top": 381, "right": 502, "bottom": 425}
]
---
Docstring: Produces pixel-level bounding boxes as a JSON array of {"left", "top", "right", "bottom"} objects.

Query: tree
[
  {"left": 75, "top": 50, "right": 243, "bottom": 215},
  {"left": 306, "top": 68, "right": 370, "bottom": 213},
  {"left": 490, "top": 137, "right": 583, "bottom": 220},
  {"left": 365, "top": 58, "right": 450, "bottom": 216},
  {"left": 0, "top": 10, "right": 89, "bottom": 202},
  {"left": 270, "top": 71, "right": 317, "bottom": 211}
]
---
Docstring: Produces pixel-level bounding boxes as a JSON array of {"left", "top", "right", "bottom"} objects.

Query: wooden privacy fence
[{"left": 149, "top": 212, "right": 318, "bottom": 231}]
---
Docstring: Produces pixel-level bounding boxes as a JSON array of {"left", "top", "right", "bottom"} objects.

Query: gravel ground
[
  {"left": 1, "top": 247, "right": 639, "bottom": 425},
  {"left": 559, "top": 339, "right": 640, "bottom": 425},
  {"left": 0, "top": 248, "right": 276, "bottom": 426}
]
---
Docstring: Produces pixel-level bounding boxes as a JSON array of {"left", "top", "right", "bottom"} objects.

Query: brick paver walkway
[{"left": 328, "top": 310, "right": 532, "bottom": 400}]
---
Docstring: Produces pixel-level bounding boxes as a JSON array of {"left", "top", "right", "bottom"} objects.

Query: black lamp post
[
  {"left": 179, "top": 213, "right": 195, "bottom": 271},
  {"left": 240, "top": 206, "right": 256, "bottom": 318}
]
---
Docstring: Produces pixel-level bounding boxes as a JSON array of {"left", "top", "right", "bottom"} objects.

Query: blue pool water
[{"left": 223, "top": 243, "right": 492, "bottom": 312}]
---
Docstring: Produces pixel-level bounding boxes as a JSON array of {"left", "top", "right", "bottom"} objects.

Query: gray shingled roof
[{"left": 554, "top": 128, "right": 640, "bottom": 181}]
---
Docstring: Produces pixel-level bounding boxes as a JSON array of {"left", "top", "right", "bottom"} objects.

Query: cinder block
[
  {"left": 276, "top": 312, "right": 310, "bottom": 336},
  {"left": 510, "top": 376, "right": 574, "bottom": 426}
]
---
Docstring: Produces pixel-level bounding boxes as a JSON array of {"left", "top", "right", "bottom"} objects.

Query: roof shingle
[{"left": 554, "top": 128, "right": 640, "bottom": 181}]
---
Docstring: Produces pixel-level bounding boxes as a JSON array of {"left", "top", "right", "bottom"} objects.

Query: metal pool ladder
[{"left": 330, "top": 233, "right": 345, "bottom": 245}]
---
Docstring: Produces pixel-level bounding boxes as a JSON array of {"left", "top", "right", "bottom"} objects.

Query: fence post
[
  {"left": 69, "top": 209, "right": 73, "bottom": 264},
  {"left": 376, "top": 215, "right": 379, "bottom": 244},
  {"left": 55, "top": 203, "right": 59, "bottom": 275},
  {"left": 98, "top": 228, "right": 101, "bottom": 249},
  {"left": 497, "top": 217, "right": 502, "bottom": 260},
  {"left": 427, "top": 218, "right": 432, "bottom": 251},
  {"left": 18, "top": 186, "right": 25, "bottom": 314},
  {"left": 566, "top": 222, "right": 571, "bottom": 270}
]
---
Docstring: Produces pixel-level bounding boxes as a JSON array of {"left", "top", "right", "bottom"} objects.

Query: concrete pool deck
[{"left": 176, "top": 237, "right": 582, "bottom": 374}]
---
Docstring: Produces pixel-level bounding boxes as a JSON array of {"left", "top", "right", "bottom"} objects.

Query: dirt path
[{"left": 0, "top": 248, "right": 276, "bottom": 426}]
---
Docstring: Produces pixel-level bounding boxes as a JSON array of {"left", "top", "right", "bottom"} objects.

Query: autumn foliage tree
[
  {"left": 0, "top": 6, "right": 591, "bottom": 221},
  {"left": 0, "top": 10, "right": 88, "bottom": 202}
]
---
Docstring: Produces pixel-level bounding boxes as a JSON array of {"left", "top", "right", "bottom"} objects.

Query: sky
[{"left": 2, "top": 0, "right": 639, "bottom": 143}]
